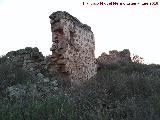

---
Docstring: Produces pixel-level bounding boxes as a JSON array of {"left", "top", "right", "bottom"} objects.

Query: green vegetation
[
  {"left": 1, "top": 54, "right": 160, "bottom": 119},
  {"left": 0, "top": 60, "right": 34, "bottom": 92},
  {"left": 0, "top": 95, "right": 76, "bottom": 120},
  {"left": 70, "top": 62, "right": 160, "bottom": 120}
]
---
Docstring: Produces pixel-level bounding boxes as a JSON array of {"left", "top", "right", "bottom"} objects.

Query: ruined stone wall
[
  {"left": 49, "top": 11, "right": 97, "bottom": 86},
  {"left": 5, "top": 47, "right": 45, "bottom": 75},
  {"left": 3, "top": 48, "right": 59, "bottom": 99},
  {"left": 97, "top": 49, "right": 131, "bottom": 66}
]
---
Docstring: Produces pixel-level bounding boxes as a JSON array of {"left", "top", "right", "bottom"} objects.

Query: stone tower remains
[{"left": 49, "top": 11, "right": 97, "bottom": 86}]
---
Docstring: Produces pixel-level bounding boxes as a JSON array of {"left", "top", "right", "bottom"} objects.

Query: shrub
[
  {"left": 69, "top": 63, "right": 160, "bottom": 120},
  {"left": 132, "top": 54, "right": 144, "bottom": 64},
  {"left": 0, "top": 55, "right": 7, "bottom": 64},
  {"left": 0, "top": 62, "right": 35, "bottom": 92},
  {"left": 0, "top": 95, "right": 76, "bottom": 120}
]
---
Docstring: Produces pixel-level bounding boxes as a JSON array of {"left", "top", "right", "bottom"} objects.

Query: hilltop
[{"left": 0, "top": 47, "right": 160, "bottom": 120}]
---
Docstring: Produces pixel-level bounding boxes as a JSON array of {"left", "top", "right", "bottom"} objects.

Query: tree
[{"left": 132, "top": 54, "right": 144, "bottom": 64}]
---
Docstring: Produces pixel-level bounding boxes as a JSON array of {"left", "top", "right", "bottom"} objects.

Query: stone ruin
[
  {"left": 97, "top": 49, "right": 131, "bottom": 67},
  {"left": 6, "top": 47, "right": 44, "bottom": 67},
  {"left": 0, "top": 11, "right": 135, "bottom": 100},
  {"left": 2, "top": 47, "right": 59, "bottom": 99},
  {"left": 5, "top": 47, "right": 46, "bottom": 76},
  {"left": 48, "top": 11, "right": 97, "bottom": 86},
  {"left": 1, "top": 11, "right": 132, "bottom": 88}
]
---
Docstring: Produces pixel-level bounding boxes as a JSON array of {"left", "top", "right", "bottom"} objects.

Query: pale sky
[{"left": 0, "top": 0, "right": 160, "bottom": 64}]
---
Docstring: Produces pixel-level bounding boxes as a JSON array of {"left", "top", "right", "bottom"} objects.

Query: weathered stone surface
[
  {"left": 49, "top": 11, "right": 97, "bottom": 86},
  {"left": 4, "top": 77, "right": 58, "bottom": 100},
  {"left": 49, "top": 11, "right": 91, "bottom": 31},
  {"left": 5, "top": 47, "right": 46, "bottom": 76},
  {"left": 97, "top": 49, "right": 131, "bottom": 67},
  {"left": 37, "top": 73, "right": 45, "bottom": 81},
  {"left": 6, "top": 84, "right": 27, "bottom": 99}
]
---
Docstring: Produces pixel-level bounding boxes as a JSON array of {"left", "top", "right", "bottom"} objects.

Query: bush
[
  {"left": 69, "top": 63, "right": 160, "bottom": 120},
  {"left": 0, "top": 95, "right": 76, "bottom": 120},
  {"left": 0, "top": 62, "right": 35, "bottom": 92},
  {"left": 132, "top": 54, "right": 144, "bottom": 64},
  {"left": 0, "top": 55, "right": 7, "bottom": 64}
]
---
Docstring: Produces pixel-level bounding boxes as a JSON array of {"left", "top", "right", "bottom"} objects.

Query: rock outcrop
[
  {"left": 5, "top": 47, "right": 50, "bottom": 79},
  {"left": 97, "top": 49, "right": 131, "bottom": 67},
  {"left": 0, "top": 47, "right": 58, "bottom": 99},
  {"left": 49, "top": 11, "right": 97, "bottom": 86},
  {"left": 6, "top": 47, "right": 44, "bottom": 74}
]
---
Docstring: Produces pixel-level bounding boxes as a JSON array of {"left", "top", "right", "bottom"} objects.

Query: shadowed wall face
[{"left": 49, "top": 11, "right": 97, "bottom": 86}]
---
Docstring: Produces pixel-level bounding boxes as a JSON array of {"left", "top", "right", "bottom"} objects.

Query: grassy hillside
[
  {"left": 1, "top": 54, "right": 160, "bottom": 119},
  {"left": 70, "top": 62, "right": 160, "bottom": 120}
]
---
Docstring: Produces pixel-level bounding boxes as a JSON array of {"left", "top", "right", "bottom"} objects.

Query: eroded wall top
[{"left": 49, "top": 11, "right": 92, "bottom": 32}]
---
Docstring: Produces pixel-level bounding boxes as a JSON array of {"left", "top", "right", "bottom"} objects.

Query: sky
[{"left": 0, "top": 0, "right": 160, "bottom": 64}]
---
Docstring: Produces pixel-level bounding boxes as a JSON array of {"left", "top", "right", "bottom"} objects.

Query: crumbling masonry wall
[
  {"left": 97, "top": 49, "right": 131, "bottom": 67},
  {"left": 49, "top": 11, "right": 97, "bottom": 86}
]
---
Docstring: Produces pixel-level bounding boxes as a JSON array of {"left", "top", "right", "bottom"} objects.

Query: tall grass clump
[
  {"left": 0, "top": 95, "right": 76, "bottom": 120},
  {"left": 69, "top": 62, "right": 160, "bottom": 120}
]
